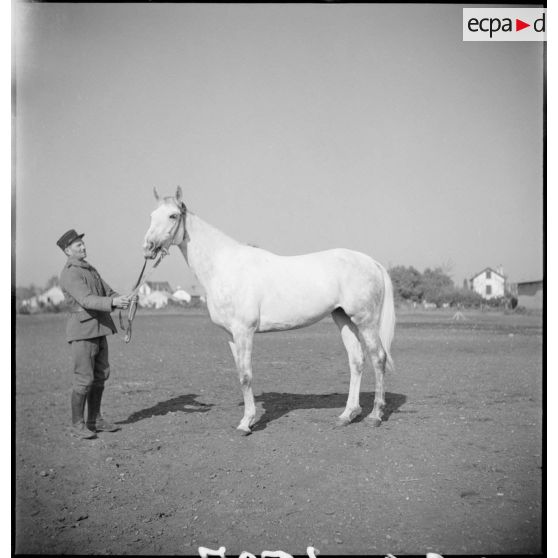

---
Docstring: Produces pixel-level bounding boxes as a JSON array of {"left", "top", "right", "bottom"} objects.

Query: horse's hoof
[
  {"left": 236, "top": 426, "right": 252, "bottom": 436},
  {"left": 368, "top": 418, "right": 382, "bottom": 427},
  {"left": 335, "top": 417, "right": 351, "bottom": 428}
]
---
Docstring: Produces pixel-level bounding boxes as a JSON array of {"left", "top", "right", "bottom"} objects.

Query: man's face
[{"left": 65, "top": 239, "right": 87, "bottom": 260}]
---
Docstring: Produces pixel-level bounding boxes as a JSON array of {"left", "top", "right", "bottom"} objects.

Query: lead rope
[{"left": 119, "top": 252, "right": 165, "bottom": 343}]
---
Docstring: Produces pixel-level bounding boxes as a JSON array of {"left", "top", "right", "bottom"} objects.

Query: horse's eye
[{"left": 169, "top": 214, "right": 178, "bottom": 220}]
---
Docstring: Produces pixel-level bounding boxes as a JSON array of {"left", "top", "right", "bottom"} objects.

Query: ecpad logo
[
  {"left": 468, "top": 14, "right": 545, "bottom": 38},
  {"left": 463, "top": 8, "right": 546, "bottom": 41}
]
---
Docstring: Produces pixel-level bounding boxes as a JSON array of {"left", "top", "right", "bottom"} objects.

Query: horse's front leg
[{"left": 228, "top": 328, "right": 256, "bottom": 435}]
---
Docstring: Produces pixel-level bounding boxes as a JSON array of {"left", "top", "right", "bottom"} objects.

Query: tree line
[{"left": 388, "top": 266, "right": 513, "bottom": 309}]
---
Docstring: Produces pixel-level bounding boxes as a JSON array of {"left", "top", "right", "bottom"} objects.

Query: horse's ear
[
  {"left": 153, "top": 187, "right": 160, "bottom": 201},
  {"left": 176, "top": 186, "right": 183, "bottom": 203}
]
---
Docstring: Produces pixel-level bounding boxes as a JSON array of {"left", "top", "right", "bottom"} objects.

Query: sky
[{"left": 13, "top": 3, "right": 544, "bottom": 295}]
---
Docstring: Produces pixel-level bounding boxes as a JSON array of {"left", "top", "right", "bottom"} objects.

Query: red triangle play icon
[{"left": 516, "top": 19, "right": 530, "bottom": 31}]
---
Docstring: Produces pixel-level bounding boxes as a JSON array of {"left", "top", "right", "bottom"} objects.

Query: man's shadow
[
  {"left": 116, "top": 393, "right": 213, "bottom": 425},
  {"left": 252, "top": 391, "right": 407, "bottom": 432}
]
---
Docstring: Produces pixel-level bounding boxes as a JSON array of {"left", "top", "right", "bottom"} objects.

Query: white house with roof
[
  {"left": 469, "top": 267, "right": 507, "bottom": 300},
  {"left": 139, "top": 291, "right": 169, "bottom": 309},
  {"left": 138, "top": 281, "right": 173, "bottom": 309},
  {"left": 38, "top": 286, "right": 65, "bottom": 305},
  {"left": 138, "top": 281, "right": 173, "bottom": 296}
]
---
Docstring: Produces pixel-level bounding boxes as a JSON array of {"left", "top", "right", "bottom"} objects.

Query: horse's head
[{"left": 143, "top": 186, "right": 187, "bottom": 259}]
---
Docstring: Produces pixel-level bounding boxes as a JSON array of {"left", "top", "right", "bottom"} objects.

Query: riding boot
[
  {"left": 86, "top": 386, "right": 119, "bottom": 432},
  {"left": 70, "top": 390, "right": 97, "bottom": 439}
]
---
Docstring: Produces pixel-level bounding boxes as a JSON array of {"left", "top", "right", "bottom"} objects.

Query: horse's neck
[{"left": 178, "top": 212, "right": 239, "bottom": 290}]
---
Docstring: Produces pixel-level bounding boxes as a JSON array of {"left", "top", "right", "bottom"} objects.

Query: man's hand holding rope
[{"left": 112, "top": 294, "right": 137, "bottom": 310}]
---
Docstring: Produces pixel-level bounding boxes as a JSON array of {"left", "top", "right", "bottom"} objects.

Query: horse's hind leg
[
  {"left": 332, "top": 308, "right": 365, "bottom": 427},
  {"left": 359, "top": 326, "right": 387, "bottom": 427},
  {"left": 228, "top": 328, "right": 257, "bottom": 435}
]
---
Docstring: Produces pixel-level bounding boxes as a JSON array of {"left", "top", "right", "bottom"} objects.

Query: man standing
[{"left": 57, "top": 229, "right": 132, "bottom": 439}]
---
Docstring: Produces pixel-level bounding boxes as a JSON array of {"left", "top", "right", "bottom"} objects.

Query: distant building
[
  {"left": 186, "top": 283, "right": 205, "bottom": 297},
  {"left": 20, "top": 286, "right": 65, "bottom": 313},
  {"left": 173, "top": 289, "right": 192, "bottom": 303},
  {"left": 38, "top": 286, "right": 65, "bottom": 306},
  {"left": 469, "top": 267, "right": 507, "bottom": 300},
  {"left": 138, "top": 281, "right": 173, "bottom": 296},
  {"left": 139, "top": 291, "right": 169, "bottom": 309},
  {"left": 517, "top": 280, "right": 543, "bottom": 310},
  {"left": 21, "top": 297, "right": 39, "bottom": 312}
]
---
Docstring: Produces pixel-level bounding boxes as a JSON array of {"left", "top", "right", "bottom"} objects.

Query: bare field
[{"left": 15, "top": 309, "right": 543, "bottom": 555}]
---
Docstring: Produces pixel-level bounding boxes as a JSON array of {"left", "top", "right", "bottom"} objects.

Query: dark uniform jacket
[{"left": 59, "top": 257, "right": 119, "bottom": 342}]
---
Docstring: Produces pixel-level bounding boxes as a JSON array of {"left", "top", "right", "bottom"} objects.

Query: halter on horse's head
[
  {"left": 122, "top": 186, "right": 186, "bottom": 343},
  {"left": 143, "top": 186, "right": 187, "bottom": 260}
]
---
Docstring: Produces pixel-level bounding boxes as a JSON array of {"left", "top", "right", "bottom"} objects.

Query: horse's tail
[{"left": 378, "top": 264, "right": 396, "bottom": 373}]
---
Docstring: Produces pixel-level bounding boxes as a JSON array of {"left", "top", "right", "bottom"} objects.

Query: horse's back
[
  {"left": 219, "top": 246, "right": 385, "bottom": 332},
  {"left": 224, "top": 246, "right": 384, "bottom": 296}
]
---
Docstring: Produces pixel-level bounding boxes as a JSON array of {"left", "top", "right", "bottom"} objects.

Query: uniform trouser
[{"left": 71, "top": 336, "right": 111, "bottom": 395}]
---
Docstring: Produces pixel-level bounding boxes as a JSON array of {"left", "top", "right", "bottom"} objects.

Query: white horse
[{"left": 143, "top": 187, "right": 395, "bottom": 435}]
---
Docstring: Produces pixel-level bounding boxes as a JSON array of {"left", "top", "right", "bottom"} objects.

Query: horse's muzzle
[{"left": 143, "top": 241, "right": 159, "bottom": 260}]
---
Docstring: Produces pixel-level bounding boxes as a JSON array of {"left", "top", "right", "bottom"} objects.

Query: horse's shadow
[
  {"left": 116, "top": 393, "right": 213, "bottom": 425},
  {"left": 252, "top": 391, "right": 407, "bottom": 432},
  {"left": 116, "top": 391, "right": 407, "bottom": 430}
]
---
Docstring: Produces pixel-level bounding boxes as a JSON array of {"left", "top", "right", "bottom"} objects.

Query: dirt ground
[{"left": 15, "top": 308, "right": 543, "bottom": 556}]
